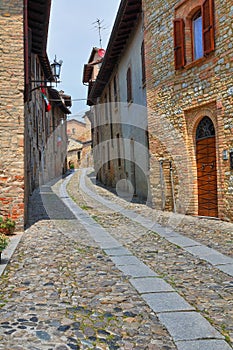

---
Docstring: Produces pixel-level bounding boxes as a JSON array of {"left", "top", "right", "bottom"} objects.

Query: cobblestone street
[{"left": 0, "top": 169, "right": 232, "bottom": 350}]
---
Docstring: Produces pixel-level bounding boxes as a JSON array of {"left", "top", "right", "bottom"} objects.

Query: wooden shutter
[
  {"left": 141, "top": 41, "right": 146, "bottom": 85},
  {"left": 173, "top": 18, "right": 185, "bottom": 69},
  {"left": 202, "top": 0, "right": 215, "bottom": 54},
  {"left": 127, "top": 67, "right": 132, "bottom": 103}
]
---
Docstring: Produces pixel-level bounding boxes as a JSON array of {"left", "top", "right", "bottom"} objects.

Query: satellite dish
[{"left": 98, "top": 49, "right": 105, "bottom": 58}]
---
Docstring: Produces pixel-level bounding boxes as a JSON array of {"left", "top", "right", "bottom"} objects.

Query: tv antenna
[{"left": 92, "top": 18, "right": 106, "bottom": 48}]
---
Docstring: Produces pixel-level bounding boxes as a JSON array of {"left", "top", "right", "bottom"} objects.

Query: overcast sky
[{"left": 48, "top": 0, "right": 121, "bottom": 119}]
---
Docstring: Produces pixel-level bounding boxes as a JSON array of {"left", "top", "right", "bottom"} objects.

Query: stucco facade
[
  {"left": 116, "top": 16, "right": 149, "bottom": 200},
  {"left": 85, "top": 0, "right": 233, "bottom": 222},
  {"left": 86, "top": 0, "right": 150, "bottom": 202}
]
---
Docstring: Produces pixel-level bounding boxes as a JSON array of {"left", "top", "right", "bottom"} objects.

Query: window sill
[
  {"left": 184, "top": 56, "right": 206, "bottom": 69},
  {"left": 175, "top": 52, "right": 214, "bottom": 73}
]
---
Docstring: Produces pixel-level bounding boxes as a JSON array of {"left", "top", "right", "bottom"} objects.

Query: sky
[{"left": 48, "top": 0, "right": 121, "bottom": 119}]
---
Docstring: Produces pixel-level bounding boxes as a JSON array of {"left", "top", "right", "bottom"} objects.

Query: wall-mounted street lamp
[
  {"left": 30, "top": 55, "right": 63, "bottom": 91},
  {"left": 28, "top": 56, "right": 63, "bottom": 111},
  {"left": 51, "top": 56, "right": 63, "bottom": 86}
]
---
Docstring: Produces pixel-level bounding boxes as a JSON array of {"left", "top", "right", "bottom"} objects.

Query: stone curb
[
  {"left": 0, "top": 232, "right": 23, "bottom": 277},
  {"left": 79, "top": 168, "right": 233, "bottom": 277},
  {"left": 59, "top": 172, "right": 232, "bottom": 350}
]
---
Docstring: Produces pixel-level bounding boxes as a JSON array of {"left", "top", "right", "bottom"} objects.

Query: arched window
[
  {"left": 174, "top": 0, "right": 215, "bottom": 69},
  {"left": 196, "top": 116, "right": 215, "bottom": 140},
  {"left": 126, "top": 67, "right": 133, "bottom": 103}
]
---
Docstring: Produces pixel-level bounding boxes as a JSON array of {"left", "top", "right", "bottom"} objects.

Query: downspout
[
  {"left": 159, "top": 159, "right": 166, "bottom": 210},
  {"left": 170, "top": 161, "right": 176, "bottom": 213}
]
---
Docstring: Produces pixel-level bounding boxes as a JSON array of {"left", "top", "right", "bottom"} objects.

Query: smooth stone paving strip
[
  {"left": 157, "top": 311, "right": 224, "bottom": 341},
  {"left": 69, "top": 169, "right": 233, "bottom": 346},
  {"left": 0, "top": 185, "right": 178, "bottom": 349},
  {"left": 129, "top": 277, "right": 174, "bottom": 293},
  {"left": 80, "top": 168, "right": 233, "bottom": 278},
  {"left": 176, "top": 339, "right": 233, "bottom": 350},
  {"left": 61, "top": 173, "right": 232, "bottom": 350}
]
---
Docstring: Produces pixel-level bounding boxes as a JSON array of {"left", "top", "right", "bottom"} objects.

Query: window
[
  {"left": 126, "top": 67, "right": 133, "bottom": 103},
  {"left": 108, "top": 84, "right": 113, "bottom": 141},
  {"left": 196, "top": 116, "right": 215, "bottom": 140},
  {"left": 113, "top": 75, "right": 118, "bottom": 108},
  {"left": 104, "top": 93, "right": 108, "bottom": 122},
  {"left": 77, "top": 151, "right": 81, "bottom": 160},
  {"left": 141, "top": 41, "right": 146, "bottom": 85},
  {"left": 116, "top": 133, "right": 121, "bottom": 167},
  {"left": 193, "top": 10, "right": 203, "bottom": 60},
  {"left": 107, "top": 141, "right": 110, "bottom": 170},
  {"left": 174, "top": 0, "right": 215, "bottom": 69}
]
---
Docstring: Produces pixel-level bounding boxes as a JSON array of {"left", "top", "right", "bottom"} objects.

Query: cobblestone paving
[
  {"left": 67, "top": 169, "right": 233, "bottom": 347},
  {"left": 82, "top": 171, "right": 233, "bottom": 258},
  {"left": 0, "top": 188, "right": 176, "bottom": 349}
]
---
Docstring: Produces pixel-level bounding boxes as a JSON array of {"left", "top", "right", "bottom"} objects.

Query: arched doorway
[{"left": 196, "top": 116, "right": 218, "bottom": 217}]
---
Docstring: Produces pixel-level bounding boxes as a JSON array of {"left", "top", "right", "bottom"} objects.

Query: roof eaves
[
  {"left": 87, "top": 0, "right": 142, "bottom": 106},
  {"left": 28, "top": 0, "right": 51, "bottom": 54},
  {"left": 48, "top": 88, "right": 71, "bottom": 114}
]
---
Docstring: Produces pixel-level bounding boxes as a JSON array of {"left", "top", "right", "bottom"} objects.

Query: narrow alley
[{"left": 0, "top": 169, "right": 232, "bottom": 350}]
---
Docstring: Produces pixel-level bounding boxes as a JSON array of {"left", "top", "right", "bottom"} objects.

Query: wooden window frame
[
  {"left": 126, "top": 67, "right": 133, "bottom": 103},
  {"left": 174, "top": 0, "right": 215, "bottom": 70},
  {"left": 104, "top": 93, "right": 108, "bottom": 123},
  {"left": 141, "top": 41, "right": 146, "bottom": 86},
  {"left": 116, "top": 133, "right": 122, "bottom": 167},
  {"left": 192, "top": 9, "right": 203, "bottom": 60},
  {"left": 113, "top": 75, "right": 118, "bottom": 108}
]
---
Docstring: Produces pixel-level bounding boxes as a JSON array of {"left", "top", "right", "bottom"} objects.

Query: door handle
[{"left": 202, "top": 162, "right": 214, "bottom": 170}]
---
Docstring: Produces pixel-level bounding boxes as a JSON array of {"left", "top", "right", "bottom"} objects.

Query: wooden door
[{"left": 196, "top": 117, "right": 218, "bottom": 217}]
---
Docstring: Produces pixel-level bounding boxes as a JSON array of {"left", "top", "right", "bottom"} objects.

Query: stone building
[
  {"left": 25, "top": 85, "right": 71, "bottom": 204},
  {"left": 85, "top": 0, "right": 150, "bottom": 202},
  {"left": 0, "top": 1, "right": 25, "bottom": 228},
  {"left": 143, "top": 0, "right": 233, "bottom": 221},
  {"left": 0, "top": 1, "right": 71, "bottom": 229},
  {"left": 85, "top": 0, "right": 233, "bottom": 222},
  {"left": 67, "top": 115, "right": 92, "bottom": 169}
]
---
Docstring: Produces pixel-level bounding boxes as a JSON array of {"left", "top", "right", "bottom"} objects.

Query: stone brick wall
[
  {"left": 67, "top": 118, "right": 91, "bottom": 143},
  {"left": 0, "top": 2, "right": 25, "bottom": 229},
  {"left": 67, "top": 118, "right": 92, "bottom": 169},
  {"left": 143, "top": 0, "right": 233, "bottom": 221}
]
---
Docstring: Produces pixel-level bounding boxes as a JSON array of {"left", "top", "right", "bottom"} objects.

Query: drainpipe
[
  {"left": 170, "top": 161, "right": 176, "bottom": 213},
  {"left": 159, "top": 159, "right": 166, "bottom": 210}
]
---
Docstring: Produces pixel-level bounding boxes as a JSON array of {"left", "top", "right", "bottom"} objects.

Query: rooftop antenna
[{"left": 92, "top": 18, "right": 106, "bottom": 48}]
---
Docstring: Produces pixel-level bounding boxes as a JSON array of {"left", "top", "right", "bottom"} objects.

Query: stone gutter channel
[{"left": 59, "top": 171, "right": 232, "bottom": 350}]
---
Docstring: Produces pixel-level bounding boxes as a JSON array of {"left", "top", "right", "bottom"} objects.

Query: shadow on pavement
[{"left": 26, "top": 185, "right": 76, "bottom": 229}]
